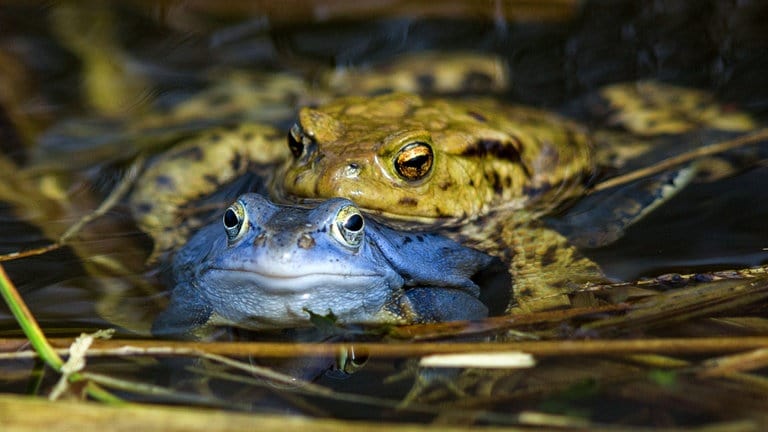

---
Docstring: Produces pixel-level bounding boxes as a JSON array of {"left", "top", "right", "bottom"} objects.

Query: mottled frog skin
[
  {"left": 282, "top": 93, "right": 594, "bottom": 222},
  {"left": 277, "top": 87, "right": 757, "bottom": 312},
  {"left": 277, "top": 93, "right": 602, "bottom": 312},
  {"left": 126, "top": 53, "right": 757, "bottom": 316},
  {"left": 153, "top": 193, "right": 494, "bottom": 337}
]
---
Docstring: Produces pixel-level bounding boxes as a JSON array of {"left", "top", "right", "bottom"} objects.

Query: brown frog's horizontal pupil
[{"left": 396, "top": 142, "right": 433, "bottom": 180}]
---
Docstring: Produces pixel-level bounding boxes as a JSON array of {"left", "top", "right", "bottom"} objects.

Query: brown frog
[{"left": 276, "top": 85, "right": 757, "bottom": 312}]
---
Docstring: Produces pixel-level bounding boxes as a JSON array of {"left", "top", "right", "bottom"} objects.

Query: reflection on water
[{"left": 1, "top": 0, "right": 768, "bottom": 427}]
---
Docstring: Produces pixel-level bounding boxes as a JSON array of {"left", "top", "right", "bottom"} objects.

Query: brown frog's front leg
[
  {"left": 454, "top": 210, "right": 606, "bottom": 313},
  {"left": 129, "top": 123, "right": 288, "bottom": 260}
]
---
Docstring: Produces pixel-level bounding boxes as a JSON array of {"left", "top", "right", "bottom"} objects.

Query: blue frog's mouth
[
  {"left": 197, "top": 267, "right": 402, "bottom": 329},
  {"left": 202, "top": 267, "right": 390, "bottom": 294}
]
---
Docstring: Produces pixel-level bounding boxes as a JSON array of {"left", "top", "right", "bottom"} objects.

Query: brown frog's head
[{"left": 280, "top": 93, "right": 593, "bottom": 221}]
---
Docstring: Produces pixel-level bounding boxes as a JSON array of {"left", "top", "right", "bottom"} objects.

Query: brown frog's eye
[
  {"left": 288, "top": 124, "right": 304, "bottom": 158},
  {"left": 394, "top": 142, "right": 433, "bottom": 181}
]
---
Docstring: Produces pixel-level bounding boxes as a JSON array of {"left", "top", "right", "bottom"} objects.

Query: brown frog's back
[{"left": 281, "top": 93, "right": 595, "bottom": 222}]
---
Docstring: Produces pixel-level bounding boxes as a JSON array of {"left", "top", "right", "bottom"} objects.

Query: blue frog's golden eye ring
[
  {"left": 223, "top": 200, "right": 248, "bottom": 244},
  {"left": 332, "top": 204, "right": 365, "bottom": 249}
]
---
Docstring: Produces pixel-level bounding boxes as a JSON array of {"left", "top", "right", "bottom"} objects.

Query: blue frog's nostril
[
  {"left": 297, "top": 233, "right": 315, "bottom": 249},
  {"left": 253, "top": 232, "right": 267, "bottom": 247}
]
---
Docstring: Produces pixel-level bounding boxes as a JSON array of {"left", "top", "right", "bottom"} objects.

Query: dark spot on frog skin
[
  {"left": 169, "top": 146, "right": 204, "bottom": 161},
  {"left": 462, "top": 71, "right": 493, "bottom": 91},
  {"left": 416, "top": 235, "right": 424, "bottom": 242},
  {"left": 523, "top": 181, "right": 552, "bottom": 197},
  {"left": 486, "top": 172, "right": 503, "bottom": 194},
  {"left": 206, "top": 93, "right": 232, "bottom": 107},
  {"left": 468, "top": 179, "right": 475, "bottom": 187},
  {"left": 467, "top": 110, "right": 487, "bottom": 122},
  {"left": 416, "top": 74, "right": 435, "bottom": 91},
  {"left": 540, "top": 245, "right": 559, "bottom": 267},
  {"left": 656, "top": 273, "right": 687, "bottom": 287},
  {"left": 204, "top": 174, "right": 218, "bottom": 185},
  {"left": 369, "top": 87, "right": 394, "bottom": 96},
  {"left": 402, "top": 236, "right": 412, "bottom": 245},
  {"left": 154, "top": 175, "right": 174, "bottom": 189},
  {"left": 519, "top": 287, "right": 534, "bottom": 298},
  {"left": 135, "top": 202, "right": 153, "bottom": 215},
  {"left": 398, "top": 197, "right": 419, "bottom": 207},
  {"left": 230, "top": 153, "right": 243, "bottom": 171},
  {"left": 210, "top": 133, "right": 222, "bottom": 143},
  {"left": 462, "top": 139, "right": 530, "bottom": 177},
  {"left": 297, "top": 234, "right": 315, "bottom": 249},
  {"left": 438, "top": 181, "right": 452, "bottom": 191},
  {"left": 265, "top": 130, "right": 284, "bottom": 141},
  {"left": 692, "top": 273, "right": 714, "bottom": 283},
  {"left": 434, "top": 206, "right": 451, "bottom": 217}
]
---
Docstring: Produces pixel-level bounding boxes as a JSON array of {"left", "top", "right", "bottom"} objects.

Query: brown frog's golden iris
[{"left": 394, "top": 142, "right": 433, "bottom": 181}]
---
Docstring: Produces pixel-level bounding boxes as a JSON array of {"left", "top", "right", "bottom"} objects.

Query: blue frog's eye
[
  {"left": 223, "top": 201, "right": 248, "bottom": 243},
  {"left": 331, "top": 204, "right": 365, "bottom": 249}
]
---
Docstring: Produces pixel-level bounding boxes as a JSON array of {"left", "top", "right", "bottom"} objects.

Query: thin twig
[
  {"left": 0, "top": 243, "right": 62, "bottom": 263},
  {"left": 591, "top": 128, "right": 768, "bottom": 192},
  {"left": 0, "top": 154, "right": 146, "bottom": 263},
  {"left": 3, "top": 336, "right": 768, "bottom": 360},
  {"left": 60, "top": 154, "right": 145, "bottom": 243}
]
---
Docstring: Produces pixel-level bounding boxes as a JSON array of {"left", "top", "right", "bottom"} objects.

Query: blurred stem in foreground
[{"left": 0, "top": 263, "right": 120, "bottom": 402}]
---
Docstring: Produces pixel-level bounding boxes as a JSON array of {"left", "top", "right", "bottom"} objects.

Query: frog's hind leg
[
  {"left": 505, "top": 221, "right": 607, "bottom": 313},
  {"left": 459, "top": 211, "right": 607, "bottom": 314},
  {"left": 395, "top": 287, "right": 489, "bottom": 323},
  {"left": 550, "top": 164, "right": 698, "bottom": 249},
  {"left": 584, "top": 81, "right": 756, "bottom": 136}
]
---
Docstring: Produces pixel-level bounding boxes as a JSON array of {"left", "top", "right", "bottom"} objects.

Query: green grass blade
[{"left": 0, "top": 264, "right": 63, "bottom": 370}]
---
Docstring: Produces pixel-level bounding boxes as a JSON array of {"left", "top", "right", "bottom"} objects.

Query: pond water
[{"left": 1, "top": 1, "right": 768, "bottom": 428}]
